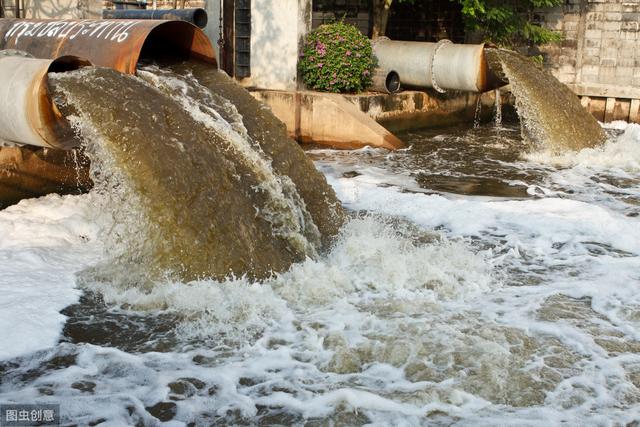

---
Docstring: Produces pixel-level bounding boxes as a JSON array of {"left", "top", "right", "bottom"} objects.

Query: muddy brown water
[
  {"left": 50, "top": 64, "right": 344, "bottom": 284},
  {"left": 1, "top": 54, "right": 639, "bottom": 425},
  {"left": 486, "top": 49, "right": 606, "bottom": 153}
]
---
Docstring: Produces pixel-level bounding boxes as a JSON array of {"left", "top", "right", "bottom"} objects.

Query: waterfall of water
[
  {"left": 473, "top": 96, "right": 483, "bottom": 128},
  {"left": 49, "top": 65, "right": 345, "bottom": 284},
  {"left": 486, "top": 49, "right": 605, "bottom": 153}
]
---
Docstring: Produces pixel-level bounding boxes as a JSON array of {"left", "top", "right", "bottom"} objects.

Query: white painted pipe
[
  {"left": 0, "top": 51, "right": 87, "bottom": 149},
  {"left": 372, "top": 37, "right": 503, "bottom": 93}
]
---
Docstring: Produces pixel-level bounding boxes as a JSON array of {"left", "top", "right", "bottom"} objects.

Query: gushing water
[
  {"left": 486, "top": 49, "right": 606, "bottom": 152},
  {"left": 1, "top": 62, "right": 640, "bottom": 425},
  {"left": 49, "top": 66, "right": 344, "bottom": 283},
  {"left": 494, "top": 88, "right": 502, "bottom": 126}
]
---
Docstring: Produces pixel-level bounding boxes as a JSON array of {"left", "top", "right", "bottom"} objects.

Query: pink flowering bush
[{"left": 298, "top": 22, "right": 374, "bottom": 93}]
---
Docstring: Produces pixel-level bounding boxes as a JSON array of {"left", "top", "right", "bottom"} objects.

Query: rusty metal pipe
[
  {"left": 0, "top": 19, "right": 217, "bottom": 207},
  {"left": 372, "top": 37, "right": 505, "bottom": 93},
  {"left": 0, "top": 51, "right": 90, "bottom": 148},
  {"left": 0, "top": 19, "right": 216, "bottom": 146},
  {"left": 0, "top": 19, "right": 216, "bottom": 73},
  {"left": 102, "top": 8, "right": 208, "bottom": 29}
]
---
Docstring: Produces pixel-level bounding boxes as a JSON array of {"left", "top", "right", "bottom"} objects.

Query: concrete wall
[
  {"left": 540, "top": 0, "right": 640, "bottom": 100},
  {"left": 245, "top": 0, "right": 311, "bottom": 90}
]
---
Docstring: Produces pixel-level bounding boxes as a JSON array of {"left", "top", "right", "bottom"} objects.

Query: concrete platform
[
  {"left": 251, "top": 90, "right": 405, "bottom": 150},
  {"left": 344, "top": 89, "right": 501, "bottom": 133}
]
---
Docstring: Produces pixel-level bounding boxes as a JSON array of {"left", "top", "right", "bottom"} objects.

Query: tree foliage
[
  {"left": 374, "top": 0, "right": 563, "bottom": 47},
  {"left": 455, "top": 0, "right": 563, "bottom": 47}
]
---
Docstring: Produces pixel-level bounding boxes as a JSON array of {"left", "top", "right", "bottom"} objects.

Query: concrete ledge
[
  {"left": 251, "top": 89, "right": 504, "bottom": 150},
  {"left": 0, "top": 145, "right": 91, "bottom": 208},
  {"left": 342, "top": 90, "right": 502, "bottom": 133},
  {"left": 580, "top": 95, "right": 640, "bottom": 123},
  {"left": 251, "top": 90, "right": 404, "bottom": 150}
]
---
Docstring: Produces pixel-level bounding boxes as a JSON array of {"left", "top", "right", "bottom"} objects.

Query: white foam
[
  {"left": 525, "top": 123, "right": 640, "bottom": 170},
  {"left": 601, "top": 120, "right": 630, "bottom": 131},
  {"left": 3, "top": 75, "right": 640, "bottom": 424},
  {"left": 0, "top": 194, "right": 103, "bottom": 360}
]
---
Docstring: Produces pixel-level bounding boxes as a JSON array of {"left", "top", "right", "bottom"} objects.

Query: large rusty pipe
[
  {"left": 0, "top": 19, "right": 216, "bottom": 207},
  {"left": 0, "top": 18, "right": 216, "bottom": 74},
  {"left": 0, "top": 51, "right": 89, "bottom": 148},
  {"left": 0, "top": 19, "right": 216, "bottom": 146},
  {"left": 102, "top": 8, "right": 208, "bottom": 29},
  {"left": 372, "top": 37, "right": 505, "bottom": 93}
]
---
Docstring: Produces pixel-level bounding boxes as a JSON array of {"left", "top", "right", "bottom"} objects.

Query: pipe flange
[
  {"left": 430, "top": 39, "right": 452, "bottom": 94},
  {"left": 0, "top": 49, "right": 34, "bottom": 58}
]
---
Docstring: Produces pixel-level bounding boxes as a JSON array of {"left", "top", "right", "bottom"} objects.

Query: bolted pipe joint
[
  {"left": 0, "top": 51, "right": 91, "bottom": 149},
  {"left": 373, "top": 37, "right": 506, "bottom": 93}
]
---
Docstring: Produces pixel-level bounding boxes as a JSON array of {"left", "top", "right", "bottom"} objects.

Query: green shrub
[{"left": 298, "top": 22, "right": 374, "bottom": 93}]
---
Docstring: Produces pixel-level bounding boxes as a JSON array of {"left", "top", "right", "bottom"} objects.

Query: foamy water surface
[{"left": 1, "top": 123, "right": 639, "bottom": 425}]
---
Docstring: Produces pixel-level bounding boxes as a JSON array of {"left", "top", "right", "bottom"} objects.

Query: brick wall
[
  {"left": 540, "top": 0, "right": 640, "bottom": 94},
  {"left": 539, "top": 0, "right": 640, "bottom": 121}
]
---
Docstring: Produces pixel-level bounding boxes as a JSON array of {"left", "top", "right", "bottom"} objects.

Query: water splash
[
  {"left": 494, "top": 88, "right": 503, "bottom": 127},
  {"left": 473, "top": 96, "right": 483, "bottom": 128}
]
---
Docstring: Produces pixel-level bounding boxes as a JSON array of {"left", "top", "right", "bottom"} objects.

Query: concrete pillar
[
  {"left": 580, "top": 95, "right": 590, "bottom": 109},
  {"left": 629, "top": 99, "right": 640, "bottom": 123},
  {"left": 203, "top": 0, "right": 221, "bottom": 61},
  {"left": 248, "top": 0, "right": 311, "bottom": 90},
  {"left": 604, "top": 97, "right": 616, "bottom": 122}
]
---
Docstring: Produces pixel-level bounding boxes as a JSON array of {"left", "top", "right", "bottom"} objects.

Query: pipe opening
[
  {"left": 385, "top": 71, "right": 401, "bottom": 93},
  {"left": 192, "top": 9, "right": 208, "bottom": 29},
  {"left": 138, "top": 20, "right": 217, "bottom": 68}
]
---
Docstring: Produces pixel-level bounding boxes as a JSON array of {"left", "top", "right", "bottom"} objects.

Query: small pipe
[
  {"left": 370, "top": 69, "right": 400, "bottom": 94},
  {"left": 102, "top": 8, "right": 208, "bottom": 29}
]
